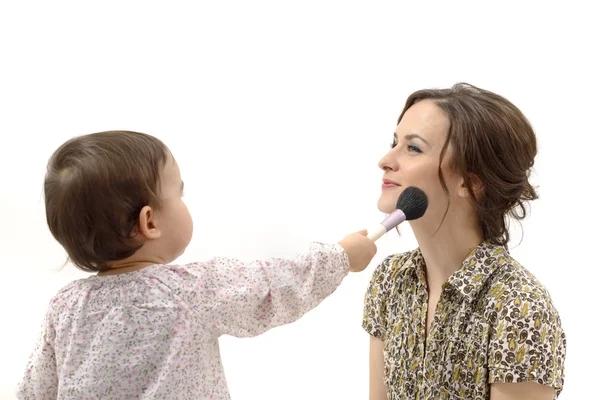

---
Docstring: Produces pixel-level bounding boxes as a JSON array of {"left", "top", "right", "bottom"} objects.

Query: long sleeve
[
  {"left": 16, "top": 308, "right": 58, "bottom": 400},
  {"left": 203, "top": 242, "right": 350, "bottom": 337}
]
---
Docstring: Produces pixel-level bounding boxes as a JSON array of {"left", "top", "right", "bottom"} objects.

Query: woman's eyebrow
[{"left": 396, "top": 132, "right": 430, "bottom": 145}]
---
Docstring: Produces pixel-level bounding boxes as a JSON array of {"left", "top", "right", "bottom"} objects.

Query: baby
[{"left": 16, "top": 130, "right": 377, "bottom": 399}]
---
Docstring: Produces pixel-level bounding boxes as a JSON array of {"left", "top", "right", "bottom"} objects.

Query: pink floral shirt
[{"left": 17, "top": 242, "right": 349, "bottom": 399}]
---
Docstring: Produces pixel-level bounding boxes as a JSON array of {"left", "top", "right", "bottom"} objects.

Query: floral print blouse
[
  {"left": 363, "top": 241, "right": 566, "bottom": 399},
  {"left": 17, "top": 242, "right": 349, "bottom": 399}
]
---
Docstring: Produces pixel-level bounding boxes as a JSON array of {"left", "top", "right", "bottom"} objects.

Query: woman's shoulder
[{"left": 483, "top": 254, "right": 562, "bottom": 327}]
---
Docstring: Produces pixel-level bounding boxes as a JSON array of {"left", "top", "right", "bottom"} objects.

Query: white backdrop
[{"left": 0, "top": 1, "right": 597, "bottom": 399}]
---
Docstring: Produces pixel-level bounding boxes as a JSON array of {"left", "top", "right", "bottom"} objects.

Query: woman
[{"left": 363, "top": 83, "right": 566, "bottom": 400}]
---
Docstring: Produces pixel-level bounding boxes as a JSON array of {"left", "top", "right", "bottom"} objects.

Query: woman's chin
[{"left": 377, "top": 198, "right": 396, "bottom": 214}]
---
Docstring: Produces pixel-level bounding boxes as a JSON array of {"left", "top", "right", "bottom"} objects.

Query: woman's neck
[{"left": 411, "top": 219, "right": 484, "bottom": 292}]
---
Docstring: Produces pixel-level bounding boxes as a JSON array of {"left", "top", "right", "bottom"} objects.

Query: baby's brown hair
[{"left": 44, "top": 130, "right": 170, "bottom": 272}]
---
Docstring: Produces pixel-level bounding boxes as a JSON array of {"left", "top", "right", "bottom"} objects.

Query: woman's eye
[{"left": 408, "top": 144, "right": 422, "bottom": 153}]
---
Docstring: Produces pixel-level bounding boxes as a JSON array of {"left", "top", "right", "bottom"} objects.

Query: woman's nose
[{"left": 378, "top": 150, "right": 398, "bottom": 172}]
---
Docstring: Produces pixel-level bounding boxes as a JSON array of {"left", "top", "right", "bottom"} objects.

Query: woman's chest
[{"left": 383, "top": 286, "right": 492, "bottom": 399}]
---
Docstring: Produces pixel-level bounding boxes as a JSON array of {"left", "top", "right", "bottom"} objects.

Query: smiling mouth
[{"left": 382, "top": 180, "right": 400, "bottom": 189}]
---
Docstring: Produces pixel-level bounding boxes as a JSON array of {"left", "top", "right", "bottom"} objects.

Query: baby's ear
[{"left": 138, "top": 205, "right": 161, "bottom": 240}]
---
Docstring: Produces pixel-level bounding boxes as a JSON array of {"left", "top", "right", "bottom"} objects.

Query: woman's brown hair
[
  {"left": 44, "top": 130, "right": 170, "bottom": 272},
  {"left": 398, "top": 83, "right": 538, "bottom": 246}
]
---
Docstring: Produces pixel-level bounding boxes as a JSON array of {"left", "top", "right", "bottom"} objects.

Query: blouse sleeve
[
  {"left": 201, "top": 241, "right": 350, "bottom": 337},
  {"left": 16, "top": 305, "right": 58, "bottom": 400},
  {"left": 487, "top": 287, "right": 566, "bottom": 396}
]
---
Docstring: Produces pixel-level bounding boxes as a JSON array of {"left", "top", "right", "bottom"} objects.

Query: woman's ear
[
  {"left": 458, "top": 174, "right": 484, "bottom": 200},
  {"left": 138, "top": 205, "right": 161, "bottom": 240}
]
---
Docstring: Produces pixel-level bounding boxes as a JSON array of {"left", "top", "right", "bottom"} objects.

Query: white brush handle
[{"left": 367, "top": 225, "right": 387, "bottom": 241}]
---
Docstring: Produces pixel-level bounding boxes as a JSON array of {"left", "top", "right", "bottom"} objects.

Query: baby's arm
[
  {"left": 16, "top": 309, "right": 58, "bottom": 399},
  {"left": 203, "top": 231, "right": 376, "bottom": 337}
]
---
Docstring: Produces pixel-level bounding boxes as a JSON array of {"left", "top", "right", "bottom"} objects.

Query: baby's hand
[{"left": 338, "top": 230, "right": 377, "bottom": 272}]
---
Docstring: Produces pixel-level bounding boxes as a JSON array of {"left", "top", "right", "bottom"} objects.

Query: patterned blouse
[
  {"left": 17, "top": 242, "right": 349, "bottom": 399},
  {"left": 363, "top": 241, "right": 566, "bottom": 400}
]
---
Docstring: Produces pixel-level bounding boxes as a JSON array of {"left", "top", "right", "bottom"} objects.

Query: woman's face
[{"left": 377, "top": 99, "right": 465, "bottom": 227}]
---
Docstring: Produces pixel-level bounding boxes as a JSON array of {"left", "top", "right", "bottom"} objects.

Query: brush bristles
[{"left": 396, "top": 187, "right": 428, "bottom": 220}]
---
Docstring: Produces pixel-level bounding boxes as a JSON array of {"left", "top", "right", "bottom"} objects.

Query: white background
[{"left": 0, "top": 1, "right": 597, "bottom": 399}]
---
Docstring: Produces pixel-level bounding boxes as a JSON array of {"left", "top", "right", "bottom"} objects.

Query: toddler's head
[{"left": 44, "top": 130, "right": 193, "bottom": 272}]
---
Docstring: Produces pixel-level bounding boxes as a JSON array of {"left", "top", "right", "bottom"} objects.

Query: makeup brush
[{"left": 367, "top": 186, "right": 428, "bottom": 241}]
